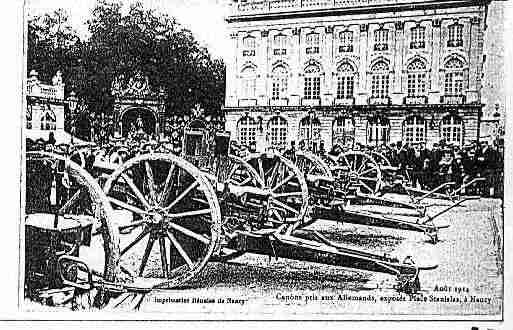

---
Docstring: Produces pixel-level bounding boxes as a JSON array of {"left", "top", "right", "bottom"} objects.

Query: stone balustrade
[{"left": 231, "top": 0, "right": 430, "bottom": 16}]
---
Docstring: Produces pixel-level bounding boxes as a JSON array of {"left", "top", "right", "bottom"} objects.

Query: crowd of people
[
  {"left": 327, "top": 139, "right": 503, "bottom": 198},
  {"left": 28, "top": 123, "right": 504, "bottom": 198}
]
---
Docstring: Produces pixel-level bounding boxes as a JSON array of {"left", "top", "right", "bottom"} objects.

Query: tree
[
  {"left": 27, "top": 9, "right": 81, "bottom": 84},
  {"left": 27, "top": 0, "right": 226, "bottom": 123}
]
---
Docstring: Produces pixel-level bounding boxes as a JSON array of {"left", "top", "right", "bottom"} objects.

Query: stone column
[
  {"left": 290, "top": 27, "right": 302, "bottom": 106},
  {"left": 323, "top": 26, "right": 334, "bottom": 106},
  {"left": 430, "top": 18, "right": 442, "bottom": 102},
  {"left": 258, "top": 30, "right": 270, "bottom": 106},
  {"left": 225, "top": 32, "right": 239, "bottom": 107},
  {"left": 393, "top": 21, "right": 405, "bottom": 102},
  {"left": 357, "top": 23, "right": 369, "bottom": 105},
  {"left": 468, "top": 16, "right": 483, "bottom": 103}
]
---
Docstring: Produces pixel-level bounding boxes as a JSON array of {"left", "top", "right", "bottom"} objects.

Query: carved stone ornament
[
  {"left": 325, "top": 26, "right": 334, "bottom": 34},
  {"left": 292, "top": 28, "right": 301, "bottom": 36},
  {"left": 111, "top": 72, "right": 159, "bottom": 98},
  {"left": 261, "top": 30, "right": 269, "bottom": 37},
  {"left": 359, "top": 24, "right": 369, "bottom": 32},
  {"left": 470, "top": 16, "right": 481, "bottom": 25},
  {"left": 395, "top": 21, "right": 404, "bottom": 31},
  {"left": 433, "top": 19, "right": 442, "bottom": 28}
]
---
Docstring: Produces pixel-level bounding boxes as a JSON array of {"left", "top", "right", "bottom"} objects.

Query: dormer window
[
  {"left": 374, "top": 27, "right": 389, "bottom": 51},
  {"left": 410, "top": 25, "right": 426, "bottom": 49},
  {"left": 448, "top": 23, "right": 463, "bottom": 47},
  {"left": 306, "top": 33, "right": 320, "bottom": 54},
  {"left": 338, "top": 30, "right": 354, "bottom": 53},
  {"left": 242, "top": 36, "right": 256, "bottom": 57},
  {"left": 273, "top": 34, "right": 288, "bottom": 56}
]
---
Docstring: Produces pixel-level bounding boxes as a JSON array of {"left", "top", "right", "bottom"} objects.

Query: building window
[
  {"left": 338, "top": 30, "right": 354, "bottom": 53},
  {"left": 407, "top": 59, "right": 427, "bottom": 97},
  {"left": 298, "top": 116, "right": 322, "bottom": 150},
  {"left": 336, "top": 63, "right": 355, "bottom": 100},
  {"left": 306, "top": 32, "right": 320, "bottom": 54},
  {"left": 304, "top": 64, "right": 321, "bottom": 100},
  {"left": 273, "top": 34, "right": 288, "bottom": 55},
  {"left": 410, "top": 25, "right": 426, "bottom": 49},
  {"left": 242, "top": 36, "right": 256, "bottom": 56},
  {"left": 333, "top": 116, "right": 355, "bottom": 149},
  {"left": 367, "top": 116, "right": 390, "bottom": 146},
  {"left": 240, "top": 66, "right": 257, "bottom": 99},
  {"left": 40, "top": 110, "right": 56, "bottom": 130},
  {"left": 403, "top": 116, "right": 427, "bottom": 144},
  {"left": 440, "top": 114, "right": 464, "bottom": 146},
  {"left": 374, "top": 28, "right": 389, "bottom": 51},
  {"left": 237, "top": 116, "right": 257, "bottom": 147},
  {"left": 271, "top": 66, "right": 288, "bottom": 100},
  {"left": 444, "top": 58, "right": 464, "bottom": 96},
  {"left": 268, "top": 116, "right": 288, "bottom": 148},
  {"left": 448, "top": 23, "right": 463, "bottom": 47},
  {"left": 370, "top": 61, "right": 390, "bottom": 100}
]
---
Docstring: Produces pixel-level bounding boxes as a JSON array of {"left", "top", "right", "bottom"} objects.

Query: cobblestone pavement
[{"left": 138, "top": 197, "right": 503, "bottom": 318}]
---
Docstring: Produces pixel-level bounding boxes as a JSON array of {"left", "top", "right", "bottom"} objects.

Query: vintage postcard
[{"left": 20, "top": 0, "right": 506, "bottom": 324}]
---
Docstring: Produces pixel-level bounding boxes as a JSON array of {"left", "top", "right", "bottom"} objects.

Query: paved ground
[
  {"left": 23, "top": 197, "right": 503, "bottom": 318},
  {"left": 136, "top": 196, "right": 503, "bottom": 318}
]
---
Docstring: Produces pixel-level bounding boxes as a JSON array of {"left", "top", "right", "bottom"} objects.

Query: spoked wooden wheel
[
  {"left": 103, "top": 153, "right": 221, "bottom": 289},
  {"left": 293, "top": 151, "right": 334, "bottom": 180},
  {"left": 70, "top": 148, "right": 87, "bottom": 168},
  {"left": 370, "top": 151, "right": 392, "bottom": 167},
  {"left": 335, "top": 151, "right": 382, "bottom": 195},
  {"left": 245, "top": 152, "right": 309, "bottom": 229},
  {"left": 25, "top": 152, "right": 119, "bottom": 306},
  {"left": 223, "top": 155, "right": 265, "bottom": 188}
]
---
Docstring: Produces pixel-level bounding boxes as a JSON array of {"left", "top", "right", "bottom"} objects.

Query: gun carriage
[{"left": 25, "top": 120, "right": 441, "bottom": 309}]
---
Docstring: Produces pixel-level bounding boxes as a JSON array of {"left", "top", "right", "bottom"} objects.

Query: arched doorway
[{"left": 121, "top": 107, "right": 157, "bottom": 137}]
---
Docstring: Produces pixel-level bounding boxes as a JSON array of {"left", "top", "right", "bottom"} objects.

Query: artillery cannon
[{"left": 24, "top": 123, "right": 436, "bottom": 309}]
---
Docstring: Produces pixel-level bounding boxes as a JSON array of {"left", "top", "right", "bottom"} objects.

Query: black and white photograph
[{"left": 17, "top": 0, "right": 508, "bottom": 323}]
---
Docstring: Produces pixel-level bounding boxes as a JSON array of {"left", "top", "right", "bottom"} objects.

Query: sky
[{"left": 26, "top": 0, "right": 232, "bottom": 61}]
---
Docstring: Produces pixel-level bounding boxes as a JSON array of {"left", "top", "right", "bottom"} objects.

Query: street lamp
[
  {"left": 66, "top": 91, "right": 79, "bottom": 144},
  {"left": 67, "top": 91, "right": 78, "bottom": 114}
]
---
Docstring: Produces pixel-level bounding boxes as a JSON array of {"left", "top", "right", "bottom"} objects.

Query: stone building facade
[
  {"left": 26, "top": 70, "right": 67, "bottom": 142},
  {"left": 223, "top": 0, "right": 492, "bottom": 152}
]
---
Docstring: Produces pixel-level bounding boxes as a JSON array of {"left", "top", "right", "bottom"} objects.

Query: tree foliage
[{"left": 27, "top": 0, "right": 226, "bottom": 116}]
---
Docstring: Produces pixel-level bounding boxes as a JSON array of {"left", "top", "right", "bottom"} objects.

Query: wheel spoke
[
  {"left": 109, "top": 197, "right": 147, "bottom": 215},
  {"left": 359, "top": 168, "right": 376, "bottom": 176},
  {"left": 121, "top": 227, "right": 150, "bottom": 256},
  {"left": 257, "top": 158, "right": 265, "bottom": 185},
  {"left": 120, "top": 265, "right": 136, "bottom": 278},
  {"left": 341, "top": 154, "right": 351, "bottom": 169},
  {"left": 360, "top": 177, "right": 378, "bottom": 182},
  {"left": 268, "top": 161, "right": 280, "bottom": 187},
  {"left": 357, "top": 159, "right": 367, "bottom": 174},
  {"left": 271, "top": 209, "right": 284, "bottom": 223},
  {"left": 168, "top": 222, "right": 210, "bottom": 245},
  {"left": 159, "top": 236, "right": 169, "bottom": 278},
  {"left": 144, "top": 161, "right": 157, "bottom": 205},
  {"left": 270, "top": 198, "right": 300, "bottom": 215},
  {"left": 139, "top": 234, "right": 156, "bottom": 276},
  {"left": 167, "top": 231, "right": 194, "bottom": 269},
  {"left": 159, "top": 163, "right": 176, "bottom": 206},
  {"left": 166, "top": 209, "right": 212, "bottom": 220},
  {"left": 118, "top": 219, "right": 148, "bottom": 232},
  {"left": 163, "top": 181, "right": 199, "bottom": 212},
  {"left": 58, "top": 189, "right": 83, "bottom": 214},
  {"left": 121, "top": 173, "right": 151, "bottom": 210},
  {"left": 271, "top": 173, "right": 295, "bottom": 192},
  {"left": 360, "top": 181, "right": 374, "bottom": 194},
  {"left": 272, "top": 191, "right": 303, "bottom": 198}
]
